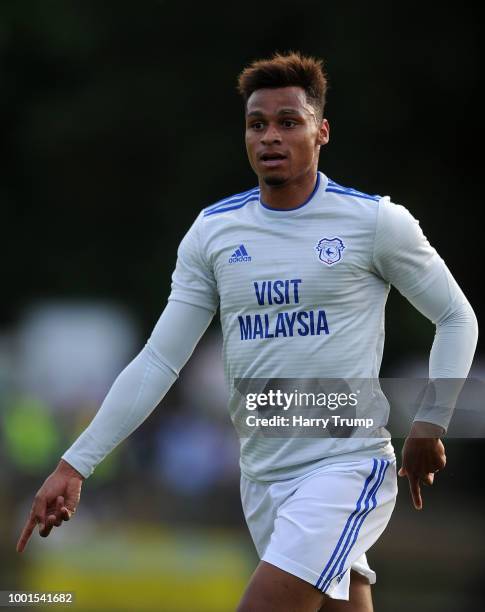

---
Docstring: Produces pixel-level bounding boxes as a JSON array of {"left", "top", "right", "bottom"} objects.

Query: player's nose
[{"left": 261, "top": 125, "right": 282, "bottom": 145}]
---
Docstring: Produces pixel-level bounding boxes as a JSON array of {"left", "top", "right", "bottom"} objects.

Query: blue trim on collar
[{"left": 259, "top": 173, "right": 321, "bottom": 212}]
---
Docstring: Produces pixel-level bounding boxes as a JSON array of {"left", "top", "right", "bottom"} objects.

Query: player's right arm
[
  {"left": 16, "top": 458, "right": 84, "bottom": 552},
  {"left": 17, "top": 212, "right": 218, "bottom": 551}
]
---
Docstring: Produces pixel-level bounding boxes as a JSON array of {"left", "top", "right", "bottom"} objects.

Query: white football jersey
[{"left": 168, "top": 171, "right": 446, "bottom": 481}]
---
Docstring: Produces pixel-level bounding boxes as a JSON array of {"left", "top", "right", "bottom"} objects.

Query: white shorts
[{"left": 241, "top": 456, "right": 398, "bottom": 601}]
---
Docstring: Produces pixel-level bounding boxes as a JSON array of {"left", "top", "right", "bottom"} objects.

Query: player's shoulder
[
  {"left": 323, "top": 177, "right": 417, "bottom": 230},
  {"left": 375, "top": 195, "right": 419, "bottom": 228},
  {"left": 201, "top": 184, "right": 260, "bottom": 219},
  {"left": 325, "top": 177, "right": 382, "bottom": 204}
]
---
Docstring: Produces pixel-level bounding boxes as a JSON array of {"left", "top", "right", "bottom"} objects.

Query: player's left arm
[{"left": 373, "top": 198, "right": 478, "bottom": 509}]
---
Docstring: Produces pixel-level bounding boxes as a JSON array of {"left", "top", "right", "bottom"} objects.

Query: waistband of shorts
[{"left": 240, "top": 443, "right": 396, "bottom": 484}]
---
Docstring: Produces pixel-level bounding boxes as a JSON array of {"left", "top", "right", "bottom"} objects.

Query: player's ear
[{"left": 317, "top": 119, "right": 330, "bottom": 147}]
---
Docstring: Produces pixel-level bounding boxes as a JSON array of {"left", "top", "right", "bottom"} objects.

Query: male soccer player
[{"left": 17, "top": 53, "right": 478, "bottom": 611}]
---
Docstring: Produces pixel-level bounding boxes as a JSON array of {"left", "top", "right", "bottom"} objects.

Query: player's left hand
[{"left": 398, "top": 420, "right": 446, "bottom": 510}]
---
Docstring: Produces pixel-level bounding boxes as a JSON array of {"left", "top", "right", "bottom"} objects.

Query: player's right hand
[{"left": 16, "top": 459, "right": 84, "bottom": 553}]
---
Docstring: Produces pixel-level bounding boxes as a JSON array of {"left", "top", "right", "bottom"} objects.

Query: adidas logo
[{"left": 228, "top": 244, "right": 252, "bottom": 264}]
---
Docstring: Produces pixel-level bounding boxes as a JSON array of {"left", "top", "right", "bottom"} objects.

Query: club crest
[{"left": 315, "top": 237, "right": 346, "bottom": 266}]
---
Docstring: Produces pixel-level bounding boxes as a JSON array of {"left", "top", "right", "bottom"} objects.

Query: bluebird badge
[{"left": 315, "top": 237, "right": 346, "bottom": 266}]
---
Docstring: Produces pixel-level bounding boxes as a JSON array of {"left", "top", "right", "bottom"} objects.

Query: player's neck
[{"left": 258, "top": 170, "right": 319, "bottom": 211}]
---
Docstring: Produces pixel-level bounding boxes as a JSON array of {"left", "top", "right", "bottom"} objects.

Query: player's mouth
[{"left": 259, "top": 152, "right": 287, "bottom": 168}]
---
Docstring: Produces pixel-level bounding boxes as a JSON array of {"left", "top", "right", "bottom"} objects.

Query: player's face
[{"left": 245, "top": 86, "right": 329, "bottom": 186}]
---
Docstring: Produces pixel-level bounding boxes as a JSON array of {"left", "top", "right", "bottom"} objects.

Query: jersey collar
[{"left": 258, "top": 172, "right": 327, "bottom": 218}]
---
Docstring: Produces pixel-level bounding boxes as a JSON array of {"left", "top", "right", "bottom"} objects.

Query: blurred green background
[{"left": 1, "top": 2, "right": 483, "bottom": 611}]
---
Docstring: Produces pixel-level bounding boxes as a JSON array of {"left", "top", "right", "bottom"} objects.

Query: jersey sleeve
[
  {"left": 373, "top": 198, "right": 478, "bottom": 432},
  {"left": 168, "top": 212, "right": 219, "bottom": 313},
  {"left": 372, "top": 198, "right": 442, "bottom": 298},
  {"left": 61, "top": 300, "right": 214, "bottom": 477}
]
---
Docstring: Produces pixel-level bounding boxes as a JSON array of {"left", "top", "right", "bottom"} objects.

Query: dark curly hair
[{"left": 237, "top": 51, "right": 328, "bottom": 121}]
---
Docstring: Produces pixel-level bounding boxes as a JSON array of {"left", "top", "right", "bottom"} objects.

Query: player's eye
[
  {"left": 282, "top": 119, "right": 297, "bottom": 128},
  {"left": 249, "top": 122, "right": 264, "bottom": 130}
]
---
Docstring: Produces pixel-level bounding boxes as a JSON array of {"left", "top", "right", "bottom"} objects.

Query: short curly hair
[{"left": 237, "top": 51, "right": 328, "bottom": 121}]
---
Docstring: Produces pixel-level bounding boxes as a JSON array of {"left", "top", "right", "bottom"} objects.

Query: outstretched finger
[
  {"left": 17, "top": 514, "right": 37, "bottom": 553},
  {"left": 408, "top": 475, "right": 422, "bottom": 510}
]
